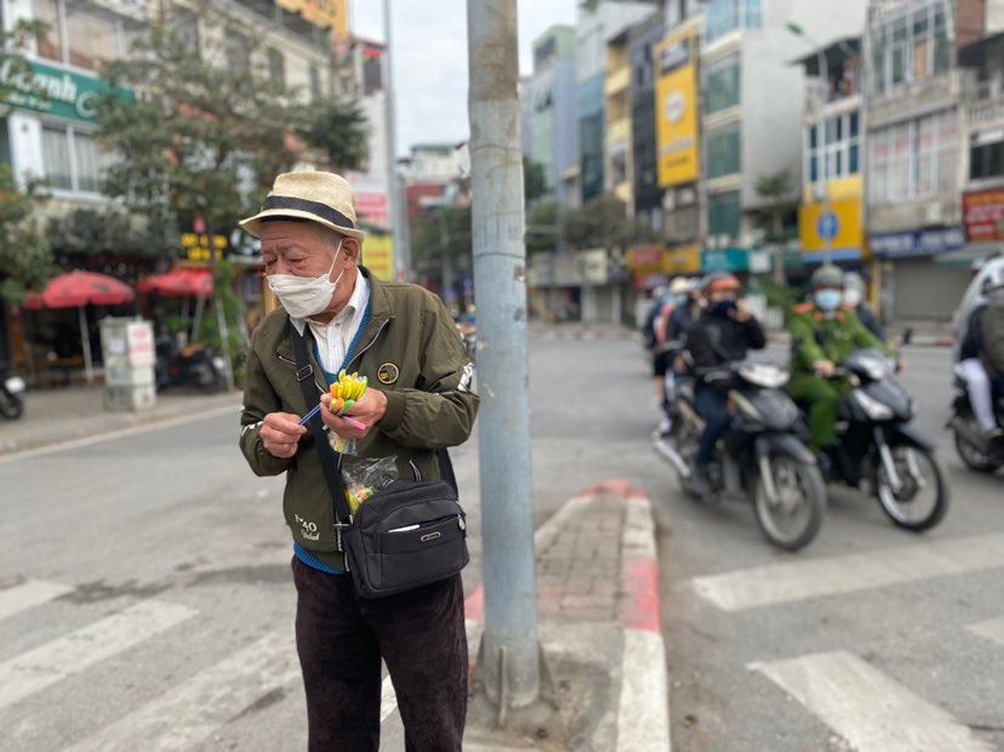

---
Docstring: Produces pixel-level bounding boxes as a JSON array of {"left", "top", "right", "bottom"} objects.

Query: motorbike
[
  {"left": 811, "top": 348, "right": 948, "bottom": 531},
  {"left": 155, "top": 341, "right": 227, "bottom": 392},
  {"left": 948, "top": 369, "right": 1004, "bottom": 473},
  {"left": 0, "top": 364, "right": 26, "bottom": 420},
  {"left": 653, "top": 353, "right": 826, "bottom": 552}
]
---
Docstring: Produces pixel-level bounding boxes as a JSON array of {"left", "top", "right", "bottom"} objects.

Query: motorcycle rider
[
  {"left": 957, "top": 265, "right": 1004, "bottom": 443},
  {"left": 788, "top": 264, "right": 893, "bottom": 455},
  {"left": 684, "top": 272, "right": 766, "bottom": 498},
  {"left": 657, "top": 278, "right": 701, "bottom": 436},
  {"left": 843, "top": 272, "right": 884, "bottom": 341}
]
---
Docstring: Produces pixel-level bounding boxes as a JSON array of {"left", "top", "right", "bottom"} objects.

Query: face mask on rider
[
  {"left": 267, "top": 241, "right": 345, "bottom": 319},
  {"left": 710, "top": 298, "right": 736, "bottom": 316},
  {"left": 815, "top": 289, "right": 843, "bottom": 312}
]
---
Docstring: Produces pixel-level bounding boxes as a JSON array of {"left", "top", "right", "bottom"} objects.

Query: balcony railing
[{"left": 968, "top": 82, "right": 1004, "bottom": 127}]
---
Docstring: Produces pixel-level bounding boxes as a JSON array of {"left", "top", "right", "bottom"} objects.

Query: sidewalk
[
  {"left": 459, "top": 480, "right": 670, "bottom": 751},
  {"left": 0, "top": 385, "right": 242, "bottom": 456}
]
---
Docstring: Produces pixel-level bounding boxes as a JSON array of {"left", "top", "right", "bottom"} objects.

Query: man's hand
[
  {"left": 814, "top": 359, "right": 836, "bottom": 377},
  {"left": 260, "top": 412, "right": 307, "bottom": 458},
  {"left": 320, "top": 388, "right": 388, "bottom": 439},
  {"left": 732, "top": 299, "right": 752, "bottom": 322}
]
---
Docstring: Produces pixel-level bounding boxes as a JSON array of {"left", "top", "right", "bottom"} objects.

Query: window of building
[
  {"left": 708, "top": 190, "right": 741, "bottom": 240},
  {"left": 869, "top": 108, "right": 957, "bottom": 202},
  {"left": 705, "top": 0, "right": 760, "bottom": 44},
  {"left": 65, "top": 0, "right": 120, "bottom": 70},
  {"left": 225, "top": 29, "right": 251, "bottom": 76},
  {"left": 870, "top": 0, "right": 951, "bottom": 94},
  {"left": 309, "top": 64, "right": 322, "bottom": 102},
  {"left": 704, "top": 54, "right": 740, "bottom": 114},
  {"left": 971, "top": 136, "right": 1004, "bottom": 181},
  {"left": 706, "top": 123, "right": 741, "bottom": 179},
  {"left": 33, "top": 0, "right": 62, "bottom": 62},
  {"left": 170, "top": 7, "right": 199, "bottom": 58},
  {"left": 41, "top": 124, "right": 113, "bottom": 194},
  {"left": 805, "top": 110, "right": 861, "bottom": 188},
  {"left": 362, "top": 50, "right": 383, "bottom": 95},
  {"left": 0, "top": 118, "right": 11, "bottom": 168},
  {"left": 268, "top": 48, "right": 285, "bottom": 86}
]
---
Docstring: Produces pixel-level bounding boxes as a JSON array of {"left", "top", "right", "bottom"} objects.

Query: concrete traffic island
[{"left": 462, "top": 480, "right": 671, "bottom": 751}]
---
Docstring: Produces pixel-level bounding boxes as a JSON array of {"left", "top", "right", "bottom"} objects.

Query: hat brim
[{"left": 239, "top": 208, "right": 366, "bottom": 241}]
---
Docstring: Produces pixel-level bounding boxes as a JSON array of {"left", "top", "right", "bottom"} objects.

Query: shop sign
[
  {"left": 126, "top": 322, "right": 155, "bottom": 368},
  {"left": 181, "top": 233, "right": 227, "bottom": 263},
  {"left": 0, "top": 59, "right": 133, "bottom": 124},
  {"left": 654, "top": 26, "right": 699, "bottom": 188},
  {"left": 869, "top": 226, "right": 964, "bottom": 257},
  {"left": 528, "top": 253, "right": 555, "bottom": 287},
  {"left": 275, "top": 0, "right": 348, "bottom": 37},
  {"left": 578, "top": 248, "right": 609, "bottom": 285},
  {"left": 363, "top": 232, "right": 394, "bottom": 282},
  {"left": 962, "top": 186, "right": 1004, "bottom": 243},
  {"left": 626, "top": 245, "right": 664, "bottom": 274},
  {"left": 660, "top": 245, "right": 701, "bottom": 274},
  {"left": 798, "top": 197, "right": 863, "bottom": 254},
  {"left": 701, "top": 247, "right": 748, "bottom": 272}
]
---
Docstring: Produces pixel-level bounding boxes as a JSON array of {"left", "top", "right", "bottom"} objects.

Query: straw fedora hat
[{"left": 240, "top": 171, "right": 366, "bottom": 241}]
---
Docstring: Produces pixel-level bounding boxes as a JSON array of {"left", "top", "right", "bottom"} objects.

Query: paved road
[{"left": 1, "top": 329, "right": 1001, "bottom": 751}]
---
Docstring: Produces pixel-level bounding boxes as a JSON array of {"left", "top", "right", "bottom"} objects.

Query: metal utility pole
[
  {"left": 467, "top": 0, "right": 541, "bottom": 711},
  {"left": 382, "top": 0, "right": 408, "bottom": 281}
]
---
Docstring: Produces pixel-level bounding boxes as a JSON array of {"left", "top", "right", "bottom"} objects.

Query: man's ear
[{"left": 341, "top": 237, "right": 361, "bottom": 265}]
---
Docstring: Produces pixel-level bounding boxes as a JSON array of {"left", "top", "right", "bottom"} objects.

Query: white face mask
[
  {"left": 267, "top": 242, "right": 345, "bottom": 319},
  {"left": 843, "top": 288, "right": 862, "bottom": 308}
]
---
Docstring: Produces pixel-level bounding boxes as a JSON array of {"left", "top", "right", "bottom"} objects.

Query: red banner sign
[{"left": 963, "top": 186, "right": 1004, "bottom": 243}]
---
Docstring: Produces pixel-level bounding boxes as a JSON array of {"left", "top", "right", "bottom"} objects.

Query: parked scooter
[
  {"left": 155, "top": 340, "right": 226, "bottom": 392},
  {"left": 809, "top": 347, "right": 948, "bottom": 531},
  {"left": 948, "top": 370, "right": 1004, "bottom": 473},
  {"left": 653, "top": 356, "right": 826, "bottom": 551},
  {"left": 0, "top": 364, "right": 25, "bottom": 420}
]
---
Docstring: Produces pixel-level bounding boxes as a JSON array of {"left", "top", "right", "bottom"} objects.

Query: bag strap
[{"left": 290, "top": 325, "right": 354, "bottom": 527}]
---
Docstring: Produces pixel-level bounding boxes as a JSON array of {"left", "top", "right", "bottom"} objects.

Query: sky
[{"left": 351, "top": 0, "right": 578, "bottom": 157}]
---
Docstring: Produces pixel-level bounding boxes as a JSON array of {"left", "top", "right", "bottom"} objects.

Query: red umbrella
[
  {"left": 137, "top": 267, "right": 212, "bottom": 297},
  {"left": 23, "top": 270, "right": 135, "bottom": 310},
  {"left": 23, "top": 271, "right": 136, "bottom": 383}
]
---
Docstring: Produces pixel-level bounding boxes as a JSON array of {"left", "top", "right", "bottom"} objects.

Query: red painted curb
[{"left": 621, "top": 555, "right": 662, "bottom": 632}]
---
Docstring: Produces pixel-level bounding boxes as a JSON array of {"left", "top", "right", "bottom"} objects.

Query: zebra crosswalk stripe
[
  {"left": 0, "top": 599, "right": 195, "bottom": 711},
  {"left": 0, "top": 580, "right": 72, "bottom": 623},
  {"left": 64, "top": 630, "right": 300, "bottom": 752},
  {"left": 750, "top": 651, "right": 992, "bottom": 752}
]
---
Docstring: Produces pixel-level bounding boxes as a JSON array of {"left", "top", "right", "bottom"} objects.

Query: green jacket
[
  {"left": 239, "top": 269, "right": 479, "bottom": 569},
  {"left": 788, "top": 302, "right": 892, "bottom": 377}
]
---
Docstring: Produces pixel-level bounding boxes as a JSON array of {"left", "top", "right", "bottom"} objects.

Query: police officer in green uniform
[{"left": 788, "top": 265, "right": 893, "bottom": 452}]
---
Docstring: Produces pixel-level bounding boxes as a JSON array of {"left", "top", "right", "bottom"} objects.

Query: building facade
[{"left": 628, "top": 11, "right": 665, "bottom": 231}]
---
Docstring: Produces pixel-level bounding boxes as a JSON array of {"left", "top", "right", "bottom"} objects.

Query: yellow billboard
[
  {"left": 798, "top": 197, "right": 864, "bottom": 256},
  {"left": 364, "top": 232, "right": 395, "bottom": 282},
  {"left": 654, "top": 26, "right": 698, "bottom": 187},
  {"left": 275, "top": 0, "right": 347, "bottom": 37}
]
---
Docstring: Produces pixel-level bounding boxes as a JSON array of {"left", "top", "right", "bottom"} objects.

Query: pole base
[{"left": 470, "top": 638, "right": 557, "bottom": 729}]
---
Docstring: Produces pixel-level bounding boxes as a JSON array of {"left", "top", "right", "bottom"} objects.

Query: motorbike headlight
[
  {"left": 854, "top": 389, "right": 894, "bottom": 420},
  {"left": 212, "top": 356, "right": 226, "bottom": 370},
  {"left": 739, "top": 363, "right": 790, "bottom": 389}
]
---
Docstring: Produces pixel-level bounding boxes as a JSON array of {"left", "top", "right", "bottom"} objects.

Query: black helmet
[{"left": 810, "top": 264, "right": 844, "bottom": 290}]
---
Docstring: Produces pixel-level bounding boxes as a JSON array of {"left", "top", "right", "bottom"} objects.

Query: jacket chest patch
[{"left": 377, "top": 362, "right": 400, "bottom": 385}]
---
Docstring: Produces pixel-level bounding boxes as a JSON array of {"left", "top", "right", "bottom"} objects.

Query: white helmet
[{"left": 982, "top": 262, "right": 1004, "bottom": 298}]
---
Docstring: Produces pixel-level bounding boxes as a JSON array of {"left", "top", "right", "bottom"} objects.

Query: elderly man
[{"left": 238, "top": 171, "right": 478, "bottom": 751}]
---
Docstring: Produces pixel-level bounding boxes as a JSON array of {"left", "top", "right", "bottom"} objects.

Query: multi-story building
[
  {"left": 957, "top": 12, "right": 1004, "bottom": 267},
  {"left": 520, "top": 25, "right": 578, "bottom": 206},
  {"left": 345, "top": 37, "right": 389, "bottom": 228},
  {"left": 863, "top": 0, "right": 992, "bottom": 321},
  {"left": 604, "top": 27, "right": 632, "bottom": 207},
  {"left": 628, "top": 11, "right": 665, "bottom": 232},
  {"left": 795, "top": 37, "right": 868, "bottom": 274},
  {"left": 575, "top": 0, "right": 652, "bottom": 205},
  {"left": 698, "top": 0, "right": 866, "bottom": 275}
]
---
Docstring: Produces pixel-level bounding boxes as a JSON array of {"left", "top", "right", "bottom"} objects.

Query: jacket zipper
[{"left": 276, "top": 352, "right": 325, "bottom": 393}]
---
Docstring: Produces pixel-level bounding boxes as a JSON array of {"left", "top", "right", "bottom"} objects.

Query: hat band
[{"left": 262, "top": 195, "right": 356, "bottom": 231}]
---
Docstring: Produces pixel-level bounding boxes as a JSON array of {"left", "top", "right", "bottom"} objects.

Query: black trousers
[{"left": 291, "top": 557, "right": 468, "bottom": 751}]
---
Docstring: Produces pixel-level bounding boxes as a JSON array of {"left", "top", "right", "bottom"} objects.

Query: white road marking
[
  {"left": 968, "top": 617, "right": 1004, "bottom": 648},
  {"left": 64, "top": 631, "right": 300, "bottom": 752},
  {"left": 0, "top": 580, "right": 72, "bottom": 622},
  {"left": 692, "top": 533, "right": 1004, "bottom": 611},
  {"left": 0, "top": 402, "right": 241, "bottom": 465},
  {"left": 0, "top": 599, "right": 196, "bottom": 710},
  {"left": 750, "top": 651, "right": 992, "bottom": 752},
  {"left": 617, "top": 629, "right": 671, "bottom": 752}
]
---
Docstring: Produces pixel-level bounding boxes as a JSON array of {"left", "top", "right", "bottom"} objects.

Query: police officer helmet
[
  {"left": 810, "top": 264, "right": 845, "bottom": 290},
  {"left": 702, "top": 272, "right": 741, "bottom": 294}
]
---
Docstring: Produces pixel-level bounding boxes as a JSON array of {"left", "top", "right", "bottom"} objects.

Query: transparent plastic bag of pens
[{"left": 341, "top": 456, "right": 399, "bottom": 516}]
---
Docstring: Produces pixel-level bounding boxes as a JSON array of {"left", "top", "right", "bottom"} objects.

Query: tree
[
  {"left": 48, "top": 208, "right": 179, "bottom": 263},
  {"left": 561, "top": 193, "right": 651, "bottom": 252},
  {"left": 1, "top": 20, "right": 56, "bottom": 301},
  {"left": 754, "top": 169, "right": 798, "bottom": 285},
  {"left": 410, "top": 205, "right": 471, "bottom": 307},
  {"left": 299, "top": 98, "right": 369, "bottom": 173},
  {"left": 523, "top": 157, "right": 549, "bottom": 205},
  {"left": 525, "top": 198, "right": 560, "bottom": 254}
]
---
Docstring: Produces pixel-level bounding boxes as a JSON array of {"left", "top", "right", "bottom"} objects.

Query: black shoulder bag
[{"left": 291, "top": 325, "right": 469, "bottom": 598}]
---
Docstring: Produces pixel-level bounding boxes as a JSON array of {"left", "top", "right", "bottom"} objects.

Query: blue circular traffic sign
[{"left": 816, "top": 210, "right": 839, "bottom": 242}]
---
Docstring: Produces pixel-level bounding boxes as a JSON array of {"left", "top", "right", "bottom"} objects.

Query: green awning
[{"left": 932, "top": 243, "right": 1003, "bottom": 268}]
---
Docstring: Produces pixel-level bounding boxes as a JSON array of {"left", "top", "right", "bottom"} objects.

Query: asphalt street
[{"left": 1, "top": 329, "right": 1002, "bottom": 751}]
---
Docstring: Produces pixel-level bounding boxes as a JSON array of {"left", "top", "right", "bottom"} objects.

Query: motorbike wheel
[
  {"left": 876, "top": 446, "right": 948, "bottom": 532},
  {"left": 751, "top": 455, "right": 826, "bottom": 552},
  {"left": 953, "top": 427, "right": 1003, "bottom": 473},
  {"left": 0, "top": 395, "right": 24, "bottom": 420}
]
